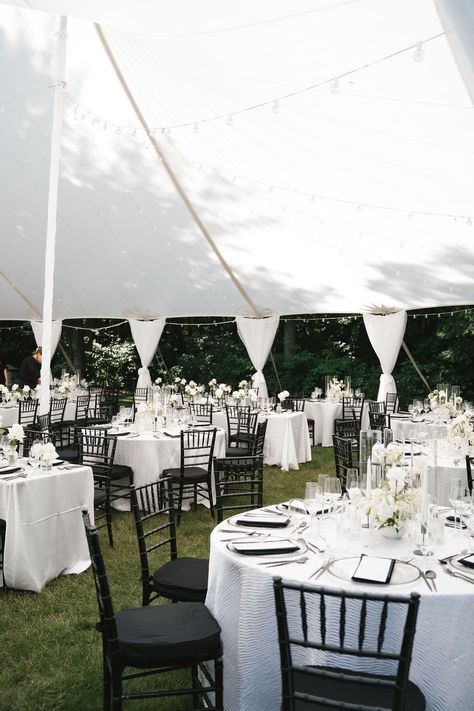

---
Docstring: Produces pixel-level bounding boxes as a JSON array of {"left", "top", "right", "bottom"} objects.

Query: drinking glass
[
  {"left": 413, "top": 517, "right": 434, "bottom": 573},
  {"left": 323, "top": 477, "right": 342, "bottom": 513},
  {"left": 345, "top": 469, "right": 360, "bottom": 502},
  {"left": 448, "top": 478, "right": 464, "bottom": 535}
]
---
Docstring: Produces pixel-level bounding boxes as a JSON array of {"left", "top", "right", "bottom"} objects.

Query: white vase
[
  {"left": 7, "top": 446, "right": 18, "bottom": 466},
  {"left": 380, "top": 525, "right": 405, "bottom": 540}
]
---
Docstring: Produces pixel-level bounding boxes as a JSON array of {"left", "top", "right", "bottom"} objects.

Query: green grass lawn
[{"left": 0, "top": 447, "right": 335, "bottom": 711}]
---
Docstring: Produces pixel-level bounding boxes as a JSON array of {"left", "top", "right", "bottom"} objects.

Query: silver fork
[
  {"left": 3, "top": 470, "right": 27, "bottom": 481},
  {"left": 258, "top": 555, "right": 309, "bottom": 568}
]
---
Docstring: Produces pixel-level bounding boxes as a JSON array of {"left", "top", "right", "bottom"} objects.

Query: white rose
[
  {"left": 180, "top": 379, "right": 187, "bottom": 386},
  {"left": 232, "top": 390, "right": 241, "bottom": 399},
  {"left": 155, "top": 377, "right": 162, "bottom": 384},
  {"left": 174, "top": 377, "right": 181, "bottom": 383},
  {"left": 8, "top": 423, "right": 25, "bottom": 443},
  {"left": 215, "top": 388, "right": 223, "bottom": 399},
  {"left": 42, "top": 442, "right": 57, "bottom": 462}
]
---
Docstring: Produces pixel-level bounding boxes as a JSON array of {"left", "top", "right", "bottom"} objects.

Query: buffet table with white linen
[
  {"left": 213, "top": 410, "right": 311, "bottom": 471},
  {"left": 0, "top": 462, "right": 94, "bottom": 592},
  {"left": 113, "top": 427, "right": 227, "bottom": 510},
  {"left": 206, "top": 509, "right": 474, "bottom": 711}
]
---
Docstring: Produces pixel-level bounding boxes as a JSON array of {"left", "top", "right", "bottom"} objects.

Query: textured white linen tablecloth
[
  {"left": 213, "top": 410, "right": 311, "bottom": 471},
  {"left": 113, "top": 428, "right": 227, "bottom": 511},
  {"left": 0, "top": 463, "right": 94, "bottom": 592},
  {"left": 206, "top": 514, "right": 474, "bottom": 711}
]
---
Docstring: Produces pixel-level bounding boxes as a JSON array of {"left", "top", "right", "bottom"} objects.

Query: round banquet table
[
  {"left": 0, "top": 461, "right": 94, "bottom": 592},
  {"left": 213, "top": 410, "right": 311, "bottom": 471},
  {"left": 112, "top": 427, "right": 227, "bottom": 511},
  {"left": 206, "top": 509, "right": 474, "bottom": 711}
]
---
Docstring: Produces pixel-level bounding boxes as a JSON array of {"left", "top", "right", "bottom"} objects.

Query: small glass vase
[
  {"left": 380, "top": 524, "right": 405, "bottom": 540},
  {"left": 7, "top": 446, "right": 18, "bottom": 466},
  {"left": 276, "top": 403, "right": 283, "bottom": 413},
  {"left": 41, "top": 458, "right": 53, "bottom": 472}
]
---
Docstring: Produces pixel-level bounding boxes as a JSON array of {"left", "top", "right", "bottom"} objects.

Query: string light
[
  {"left": 62, "top": 31, "right": 446, "bottom": 135},
  {"left": 413, "top": 42, "right": 424, "bottom": 62}
]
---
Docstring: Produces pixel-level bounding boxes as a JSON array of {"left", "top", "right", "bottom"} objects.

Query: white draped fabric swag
[
  {"left": 236, "top": 315, "right": 279, "bottom": 399},
  {"left": 129, "top": 318, "right": 166, "bottom": 389},
  {"left": 363, "top": 311, "right": 407, "bottom": 403}
]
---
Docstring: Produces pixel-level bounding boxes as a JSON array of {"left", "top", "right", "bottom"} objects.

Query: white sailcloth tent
[{"left": 0, "top": 0, "right": 473, "bottom": 325}]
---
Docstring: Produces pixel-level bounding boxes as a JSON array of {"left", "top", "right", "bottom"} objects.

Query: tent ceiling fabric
[{"left": 0, "top": 0, "right": 473, "bottom": 319}]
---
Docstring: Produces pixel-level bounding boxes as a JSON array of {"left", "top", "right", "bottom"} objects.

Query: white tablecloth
[
  {"left": 0, "top": 463, "right": 94, "bottom": 592},
  {"left": 304, "top": 401, "right": 342, "bottom": 447},
  {"left": 206, "top": 511, "right": 474, "bottom": 711},
  {"left": 0, "top": 400, "right": 77, "bottom": 429},
  {"left": 213, "top": 411, "right": 311, "bottom": 471},
  {"left": 113, "top": 428, "right": 227, "bottom": 510}
]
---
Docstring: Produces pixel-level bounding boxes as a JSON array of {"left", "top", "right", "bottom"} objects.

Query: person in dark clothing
[{"left": 18, "top": 347, "right": 42, "bottom": 389}]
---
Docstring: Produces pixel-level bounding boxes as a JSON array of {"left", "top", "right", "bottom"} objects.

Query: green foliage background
[{"left": 0, "top": 308, "right": 473, "bottom": 407}]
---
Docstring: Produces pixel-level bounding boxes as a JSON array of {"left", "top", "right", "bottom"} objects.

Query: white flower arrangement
[
  {"left": 371, "top": 442, "right": 405, "bottom": 468},
  {"left": 7, "top": 423, "right": 25, "bottom": 446},
  {"left": 208, "top": 378, "right": 217, "bottom": 387},
  {"left": 447, "top": 413, "right": 474, "bottom": 456},
  {"left": 169, "top": 393, "right": 180, "bottom": 407},
  {"left": 215, "top": 387, "right": 224, "bottom": 401},
  {"left": 367, "top": 466, "right": 421, "bottom": 533},
  {"left": 154, "top": 377, "right": 162, "bottom": 386},
  {"left": 427, "top": 389, "right": 458, "bottom": 421},
  {"left": 232, "top": 389, "right": 245, "bottom": 403},
  {"left": 248, "top": 388, "right": 258, "bottom": 403},
  {"left": 30, "top": 441, "right": 58, "bottom": 464},
  {"left": 278, "top": 390, "right": 290, "bottom": 403},
  {"left": 11, "top": 384, "right": 23, "bottom": 402},
  {"left": 185, "top": 385, "right": 198, "bottom": 401},
  {"left": 239, "top": 379, "right": 249, "bottom": 390},
  {"left": 137, "top": 401, "right": 154, "bottom": 418},
  {"left": 327, "top": 377, "right": 344, "bottom": 402}
]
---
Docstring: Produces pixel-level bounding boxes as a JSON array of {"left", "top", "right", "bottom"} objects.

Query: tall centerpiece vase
[
  {"left": 7, "top": 445, "right": 18, "bottom": 466},
  {"left": 359, "top": 429, "right": 383, "bottom": 527}
]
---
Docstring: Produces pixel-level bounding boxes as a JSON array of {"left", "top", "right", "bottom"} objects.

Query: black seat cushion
[
  {"left": 111, "top": 464, "right": 133, "bottom": 481},
  {"left": 293, "top": 666, "right": 425, "bottom": 711},
  {"left": 152, "top": 557, "right": 209, "bottom": 602},
  {"left": 115, "top": 602, "right": 221, "bottom": 668},
  {"left": 225, "top": 446, "right": 251, "bottom": 457},
  {"left": 56, "top": 448, "right": 79, "bottom": 462},
  {"left": 163, "top": 467, "right": 210, "bottom": 482}
]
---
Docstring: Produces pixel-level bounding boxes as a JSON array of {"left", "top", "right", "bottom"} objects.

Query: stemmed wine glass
[
  {"left": 304, "top": 482, "right": 324, "bottom": 537},
  {"left": 448, "top": 479, "right": 465, "bottom": 535},
  {"left": 413, "top": 516, "right": 434, "bottom": 574},
  {"left": 323, "top": 477, "right": 342, "bottom": 514}
]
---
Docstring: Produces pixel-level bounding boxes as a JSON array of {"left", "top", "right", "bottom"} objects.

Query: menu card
[{"left": 352, "top": 555, "right": 395, "bottom": 584}]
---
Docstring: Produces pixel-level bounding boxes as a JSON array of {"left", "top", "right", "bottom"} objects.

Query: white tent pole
[{"left": 39, "top": 15, "right": 68, "bottom": 416}]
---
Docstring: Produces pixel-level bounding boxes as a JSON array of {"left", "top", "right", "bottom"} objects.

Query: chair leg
[
  {"left": 191, "top": 664, "right": 200, "bottom": 708},
  {"left": 207, "top": 475, "right": 215, "bottom": 519},
  {"left": 215, "top": 657, "right": 224, "bottom": 711},
  {"left": 103, "top": 643, "right": 112, "bottom": 711},
  {"left": 111, "top": 669, "right": 122, "bottom": 711},
  {"left": 105, "top": 495, "right": 114, "bottom": 548},
  {"left": 177, "top": 481, "right": 184, "bottom": 526}
]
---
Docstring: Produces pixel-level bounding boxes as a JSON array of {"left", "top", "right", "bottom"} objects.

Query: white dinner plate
[{"left": 328, "top": 556, "right": 421, "bottom": 586}]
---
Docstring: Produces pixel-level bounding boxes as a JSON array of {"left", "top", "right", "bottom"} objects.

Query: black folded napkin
[
  {"left": 231, "top": 539, "right": 299, "bottom": 555},
  {"left": 0, "top": 467, "right": 22, "bottom": 476},
  {"left": 235, "top": 514, "right": 289, "bottom": 528}
]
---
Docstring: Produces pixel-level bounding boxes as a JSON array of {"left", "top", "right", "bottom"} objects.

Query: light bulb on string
[
  {"left": 331, "top": 78, "right": 340, "bottom": 94},
  {"left": 467, "top": 218, "right": 472, "bottom": 226},
  {"left": 103, "top": 122, "right": 108, "bottom": 130},
  {"left": 193, "top": 123, "right": 199, "bottom": 134},
  {"left": 226, "top": 114, "right": 234, "bottom": 127},
  {"left": 116, "top": 126, "right": 121, "bottom": 135},
  {"left": 272, "top": 101, "right": 279, "bottom": 115},
  {"left": 413, "top": 42, "right": 424, "bottom": 62}
]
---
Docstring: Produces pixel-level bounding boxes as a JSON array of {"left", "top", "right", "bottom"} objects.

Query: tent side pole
[{"left": 39, "top": 16, "right": 68, "bottom": 416}]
